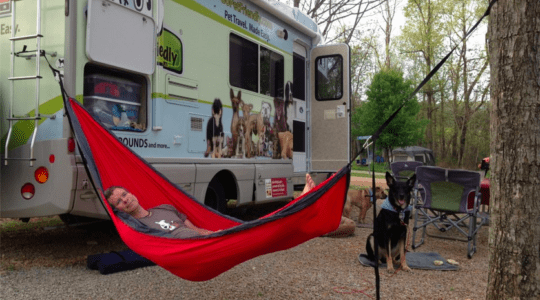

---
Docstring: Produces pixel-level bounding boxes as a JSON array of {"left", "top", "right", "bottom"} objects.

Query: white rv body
[{"left": 0, "top": 0, "right": 350, "bottom": 220}]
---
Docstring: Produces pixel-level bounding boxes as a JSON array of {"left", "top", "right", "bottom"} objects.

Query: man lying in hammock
[{"left": 104, "top": 174, "right": 316, "bottom": 238}]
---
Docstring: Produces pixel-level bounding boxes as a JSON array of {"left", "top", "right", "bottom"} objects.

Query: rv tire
[{"left": 204, "top": 178, "right": 227, "bottom": 214}]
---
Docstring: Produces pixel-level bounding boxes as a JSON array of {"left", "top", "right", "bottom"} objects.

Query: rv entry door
[{"left": 309, "top": 44, "right": 350, "bottom": 172}]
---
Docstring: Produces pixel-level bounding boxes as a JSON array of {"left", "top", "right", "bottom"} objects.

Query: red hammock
[{"left": 65, "top": 97, "right": 350, "bottom": 281}]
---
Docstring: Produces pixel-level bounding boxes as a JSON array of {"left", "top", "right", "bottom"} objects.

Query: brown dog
[
  {"left": 242, "top": 102, "right": 254, "bottom": 158},
  {"left": 278, "top": 131, "right": 293, "bottom": 159},
  {"left": 343, "top": 187, "right": 387, "bottom": 224}
]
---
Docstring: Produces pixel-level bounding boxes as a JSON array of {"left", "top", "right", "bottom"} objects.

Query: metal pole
[
  {"left": 372, "top": 139, "right": 380, "bottom": 300},
  {"left": 5, "top": 0, "right": 16, "bottom": 165},
  {"left": 29, "top": 0, "right": 42, "bottom": 167}
]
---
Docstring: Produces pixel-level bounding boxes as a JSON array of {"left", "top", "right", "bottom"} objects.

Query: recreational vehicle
[{"left": 0, "top": 0, "right": 350, "bottom": 221}]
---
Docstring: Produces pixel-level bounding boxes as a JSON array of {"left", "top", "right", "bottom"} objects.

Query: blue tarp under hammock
[{"left": 64, "top": 97, "right": 351, "bottom": 281}]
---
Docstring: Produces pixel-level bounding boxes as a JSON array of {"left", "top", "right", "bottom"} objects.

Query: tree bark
[
  {"left": 487, "top": 0, "right": 540, "bottom": 299},
  {"left": 439, "top": 81, "right": 446, "bottom": 161}
]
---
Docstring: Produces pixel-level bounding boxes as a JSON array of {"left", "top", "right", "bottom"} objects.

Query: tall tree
[
  {"left": 348, "top": 39, "right": 378, "bottom": 159},
  {"left": 352, "top": 68, "right": 426, "bottom": 160},
  {"left": 443, "top": 0, "right": 489, "bottom": 167},
  {"left": 487, "top": 0, "right": 540, "bottom": 299},
  {"left": 399, "top": 0, "right": 445, "bottom": 151},
  {"left": 294, "top": 0, "right": 386, "bottom": 43},
  {"left": 378, "top": 0, "right": 400, "bottom": 69}
]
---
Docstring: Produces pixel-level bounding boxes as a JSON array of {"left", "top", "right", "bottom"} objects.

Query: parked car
[{"left": 391, "top": 146, "right": 435, "bottom": 166}]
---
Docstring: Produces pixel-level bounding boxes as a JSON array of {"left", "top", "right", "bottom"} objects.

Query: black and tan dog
[{"left": 366, "top": 172, "right": 416, "bottom": 273}]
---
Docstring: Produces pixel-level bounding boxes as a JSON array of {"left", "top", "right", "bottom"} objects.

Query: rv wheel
[{"left": 204, "top": 178, "right": 227, "bottom": 213}]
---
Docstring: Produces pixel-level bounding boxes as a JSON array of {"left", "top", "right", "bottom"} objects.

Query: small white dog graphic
[{"left": 155, "top": 220, "right": 176, "bottom": 231}]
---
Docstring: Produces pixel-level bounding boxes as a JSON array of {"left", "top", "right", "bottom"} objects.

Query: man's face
[{"left": 107, "top": 188, "right": 140, "bottom": 214}]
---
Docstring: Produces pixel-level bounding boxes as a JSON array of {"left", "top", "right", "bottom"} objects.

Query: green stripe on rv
[
  {"left": 171, "top": 0, "right": 281, "bottom": 53},
  {"left": 0, "top": 95, "right": 64, "bottom": 152}
]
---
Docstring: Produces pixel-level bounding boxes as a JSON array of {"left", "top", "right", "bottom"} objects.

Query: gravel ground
[{"left": 1, "top": 179, "right": 490, "bottom": 300}]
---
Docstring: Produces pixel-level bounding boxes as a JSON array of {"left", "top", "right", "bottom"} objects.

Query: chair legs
[
  {"left": 412, "top": 206, "right": 487, "bottom": 258},
  {"left": 467, "top": 213, "right": 477, "bottom": 258},
  {"left": 411, "top": 206, "right": 426, "bottom": 250}
]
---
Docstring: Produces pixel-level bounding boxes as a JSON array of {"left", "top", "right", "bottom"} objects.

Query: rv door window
[
  {"left": 260, "top": 47, "right": 284, "bottom": 98},
  {"left": 315, "top": 55, "right": 343, "bottom": 101},
  {"left": 229, "top": 34, "right": 258, "bottom": 92}
]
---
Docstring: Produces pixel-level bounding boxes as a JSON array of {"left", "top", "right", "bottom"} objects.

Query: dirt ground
[{"left": 0, "top": 176, "right": 491, "bottom": 299}]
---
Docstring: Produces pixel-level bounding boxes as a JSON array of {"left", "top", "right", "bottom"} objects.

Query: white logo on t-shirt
[{"left": 155, "top": 220, "right": 176, "bottom": 231}]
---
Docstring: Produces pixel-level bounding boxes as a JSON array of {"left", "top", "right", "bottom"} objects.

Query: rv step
[
  {"left": 9, "top": 34, "right": 43, "bottom": 41},
  {"left": 3, "top": 158, "right": 37, "bottom": 161},
  {"left": 7, "top": 117, "right": 43, "bottom": 121},
  {"left": 8, "top": 75, "right": 43, "bottom": 81},
  {"left": 15, "top": 50, "right": 57, "bottom": 59}
]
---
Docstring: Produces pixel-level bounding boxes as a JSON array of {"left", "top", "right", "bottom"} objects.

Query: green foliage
[
  {"left": 352, "top": 68, "right": 427, "bottom": 150},
  {"left": 0, "top": 217, "right": 63, "bottom": 232}
]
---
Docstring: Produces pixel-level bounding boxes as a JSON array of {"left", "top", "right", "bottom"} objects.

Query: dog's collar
[
  {"left": 381, "top": 198, "right": 411, "bottom": 213},
  {"left": 399, "top": 211, "right": 407, "bottom": 225}
]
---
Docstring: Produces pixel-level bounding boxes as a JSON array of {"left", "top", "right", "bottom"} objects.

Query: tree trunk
[
  {"left": 458, "top": 121, "right": 467, "bottom": 168},
  {"left": 458, "top": 14, "right": 469, "bottom": 168},
  {"left": 440, "top": 84, "right": 446, "bottom": 161},
  {"left": 487, "top": 0, "right": 540, "bottom": 299},
  {"left": 426, "top": 82, "right": 434, "bottom": 151}
]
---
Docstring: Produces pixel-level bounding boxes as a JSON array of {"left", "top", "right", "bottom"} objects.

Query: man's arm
[{"left": 184, "top": 219, "right": 214, "bottom": 236}]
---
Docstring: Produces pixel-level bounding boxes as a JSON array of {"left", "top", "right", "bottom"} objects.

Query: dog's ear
[
  {"left": 230, "top": 88, "right": 234, "bottom": 99},
  {"left": 385, "top": 172, "right": 395, "bottom": 186},
  {"left": 237, "top": 90, "right": 242, "bottom": 100},
  {"left": 407, "top": 174, "right": 416, "bottom": 188}
]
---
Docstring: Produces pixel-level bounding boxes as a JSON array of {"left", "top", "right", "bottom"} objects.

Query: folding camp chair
[
  {"left": 411, "top": 166, "right": 488, "bottom": 258},
  {"left": 390, "top": 161, "right": 423, "bottom": 181}
]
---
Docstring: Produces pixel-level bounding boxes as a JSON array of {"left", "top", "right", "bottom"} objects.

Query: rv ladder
[{"left": 5, "top": 0, "right": 45, "bottom": 166}]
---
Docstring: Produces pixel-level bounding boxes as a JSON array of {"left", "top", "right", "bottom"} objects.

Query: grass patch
[
  {"left": 349, "top": 185, "right": 371, "bottom": 190},
  {"left": 0, "top": 216, "right": 63, "bottom": 233},
  {"left": 351, "top": 171, "right": 386, "bottom": 179},
  {"left": 352, "top": 162, "right": 390, "bottom": 173}
]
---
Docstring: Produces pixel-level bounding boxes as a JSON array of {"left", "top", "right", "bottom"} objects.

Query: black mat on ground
[
  {"left": 87, "top": 250, "right": 156, "bottom": 275},
  {"left": 358, "top": 252, "right": 459, "bottom": 271}
]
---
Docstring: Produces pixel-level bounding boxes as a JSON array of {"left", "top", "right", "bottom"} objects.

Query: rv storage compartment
[
  {"left": 84, "top": 74, "right": 142, "bottom": 102},
  {"left": 84, "top": 75, "right": 142, "bottom": 130},
  {"left": 83, "top": 97, "right": 140, "bottom": 129}
]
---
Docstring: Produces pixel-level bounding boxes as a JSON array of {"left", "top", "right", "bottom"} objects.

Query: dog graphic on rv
[
  {"left": 206, "top": 88, "right": 293, "bottom": 159},
  {"left": 204, "top": 98, "right": 224, "bottom": 158}
]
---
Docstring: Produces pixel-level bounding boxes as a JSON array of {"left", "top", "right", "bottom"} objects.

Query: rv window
[
  {"left": 293, "top": 53, "right": 305, "bottom": 100},
  {"left": 315, "top": 55, "right": 343, "bottom": 101},
  {"left": 260, "top": 47, "right": 284, "bottom": 98},
  {"left": 83, "top": 65, "right": 147, "bottom": 132},
  {"left": 293, "top": 120, "right": 306, "bottom": 152},
  {"left": 414, "top": 155, "right": 425, "bottom": 163},
  {"left": 394, "top": 155, "right": 408, "bottom": 162},
  {"left": 229, "top": 34, "right": 258, "bottom": 92}
]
